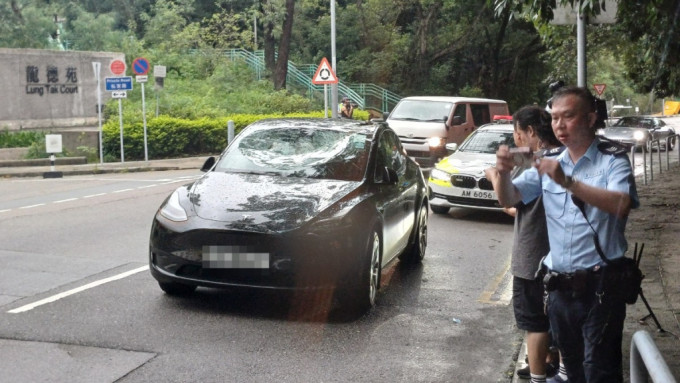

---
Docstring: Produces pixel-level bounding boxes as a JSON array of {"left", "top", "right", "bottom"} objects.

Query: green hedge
[{"left": 102, "top": 111, "right": 370, "bottom": 161}]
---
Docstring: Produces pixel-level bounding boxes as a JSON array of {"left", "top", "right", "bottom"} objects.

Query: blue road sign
[
  {"left": 132, "top": 57, "right": 150, "bottom": 75},
  {"left": 105, "top": 76, "right": 133, "bottom": 91}
]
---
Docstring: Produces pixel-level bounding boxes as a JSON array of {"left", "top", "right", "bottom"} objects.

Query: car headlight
[
  {"left": 596, "top": 128, "right": 605, "bottom": 136},
  {"left": 160, "top": 190, "right": 188, "bottom": 222},
  {"left": 430, "top": 168, "right": 450, "bottom": 182},
  {"left": 633, "top": 130, "right": 646, "bottom": 142},
  {"left": 428, "top": 137, "right": 445, "bottom": 147}
]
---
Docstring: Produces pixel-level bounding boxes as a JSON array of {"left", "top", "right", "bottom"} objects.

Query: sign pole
[
  {"left": 324, "top": 84, "right": 328, "bottom": 118},
  {"left": 132, "top": 58, "right": 151, "bottom": 161},
  {"left": 141, "top": 82, "right": 148, "bottom": 161},
  {"left": 92, "top": 62, "right": 103, "bottom": 164},
  {"left": 118, "top": 98, "right": 125, "bottom": 163}
]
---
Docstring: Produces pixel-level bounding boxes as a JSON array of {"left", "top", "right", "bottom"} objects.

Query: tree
[
  {"left": 260, "top": 0, "right": 296, "bottom": 90},
  {"left": 0, "top": 0, "right": 57, "bottom": 48},
  {"left": 491, "top": 0, "right": 680, "bottom": 97}
]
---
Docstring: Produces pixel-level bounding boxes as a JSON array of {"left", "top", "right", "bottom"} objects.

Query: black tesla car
[{"left": 149, "top": 118, "right": 429, "bottom": 315}]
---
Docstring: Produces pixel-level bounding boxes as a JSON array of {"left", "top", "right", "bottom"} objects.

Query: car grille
[
  {"left": 450, "top": 175, "right": 494, "bottom": 190},
  {"left": 477, "top": 178, "right": 494, "bottom": 190},
  {"left": 451, "top": 175, "right": 476, "bottom": 188}
]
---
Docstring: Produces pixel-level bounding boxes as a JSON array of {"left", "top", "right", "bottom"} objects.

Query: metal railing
[
  {"left": 221, "top": 49, "right": 401, "bottom": 113},
  {"left": 631, "top": 134, "right": 679, "bottom": 185},
  {"left": 630, "top": 330, "right": 677, "bottom": 382}
]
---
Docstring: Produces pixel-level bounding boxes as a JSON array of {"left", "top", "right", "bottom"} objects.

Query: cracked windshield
[{"left": 215, "top": 126, "right": 370, "bottom": 181}]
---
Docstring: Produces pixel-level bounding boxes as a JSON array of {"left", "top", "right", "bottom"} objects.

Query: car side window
[
  {"left": 470, "top": 104, "right": 491, "bottom": 126},
  {"left": 374, "top": 131, "right": 406, "bottom": 182},
  {"left": 453, "top": 104, "right": 467, "bottom": 125}
]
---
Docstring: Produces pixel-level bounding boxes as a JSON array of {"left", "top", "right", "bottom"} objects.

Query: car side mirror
[
  {"left": 379, "top": 167, "right": 399, "bottom": 185},
  {"left": 201, "top": 156, "right": 216, "bottom": 172},
  {"left": 382, "top": 112, "right": 390, "bottom": 120},
  {"left": 445, "top": 143, "right": 458, "bottom": 152}
]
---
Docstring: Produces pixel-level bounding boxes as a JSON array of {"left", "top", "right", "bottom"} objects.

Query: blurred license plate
[
  {"left": 202, "top": 245, "right": 270, "bottom": 269},
  {"left": 454, "top": 189, "right": 496, "bottom": 199}
]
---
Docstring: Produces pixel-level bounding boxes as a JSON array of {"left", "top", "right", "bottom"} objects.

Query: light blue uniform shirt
[{"left": 513, "top": 138, "right": 639, "bottom": 273}]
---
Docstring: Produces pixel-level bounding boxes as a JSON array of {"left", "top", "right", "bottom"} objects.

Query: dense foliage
[
  {"left": 1, "top": 0, "right": 676, "bottom": 114},
  {"left": 0, "top": 129, "right": 44, "bottom": 148}
]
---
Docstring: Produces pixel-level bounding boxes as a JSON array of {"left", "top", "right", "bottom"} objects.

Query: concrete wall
[{"left": 0, "top": 48, "right": 124, "bottom": 130}]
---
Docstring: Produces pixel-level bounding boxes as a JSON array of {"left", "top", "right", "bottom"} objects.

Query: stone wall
[{"left": 0, "top": 48, "right": 124, "bottom": 130}]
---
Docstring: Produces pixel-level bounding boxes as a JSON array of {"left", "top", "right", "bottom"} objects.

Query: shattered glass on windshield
[{"left": 215, "top": 126, "right": 371, "bottom": 181}]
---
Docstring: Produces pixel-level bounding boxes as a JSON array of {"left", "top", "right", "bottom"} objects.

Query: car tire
[
  {"left": 336, "top": 229, "right": 381, "bottom": 319},
  {"left": 666, "top": 136, "right": 675, "bottom": 151},
  {"left": 399, "top": 203, "right": 428, "bottom": 264},
  {"left": 158, "top": 281, "right": 197, "bottom": 295},
  {"left": 430, "top": 205, "right": 450, "bottom": 214}
]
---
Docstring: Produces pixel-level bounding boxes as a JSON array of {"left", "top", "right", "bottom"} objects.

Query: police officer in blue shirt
[{"left": 490, "top": 86, "right": 639, "bottom": 383}]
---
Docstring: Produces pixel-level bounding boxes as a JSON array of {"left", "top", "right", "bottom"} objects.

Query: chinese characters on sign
[{"left": 25, "top": 65, "right": 79, "bottom": 96}]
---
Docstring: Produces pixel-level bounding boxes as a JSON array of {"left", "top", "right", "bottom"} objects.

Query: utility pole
[{"left": 330, "top": 0, "right": 338, "bottom": 118}]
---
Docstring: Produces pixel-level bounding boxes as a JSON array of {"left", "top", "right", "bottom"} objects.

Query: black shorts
[{"left": 512, "top": 276, "right": 550, "bottom": 332}]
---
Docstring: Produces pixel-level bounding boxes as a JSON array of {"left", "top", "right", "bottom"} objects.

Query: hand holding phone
[{"left": 509, "top": 147, "right": 533, "bottom": 167}]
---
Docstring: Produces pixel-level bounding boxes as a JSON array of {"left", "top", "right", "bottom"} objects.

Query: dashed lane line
[{"left": 0, "top": 176, "right": 197, "bottom": 214}]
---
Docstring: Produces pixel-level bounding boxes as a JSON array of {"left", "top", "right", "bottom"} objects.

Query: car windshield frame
[
  {"left": 458, "top": 128, "right": 516, "bottom": 154},
  {"left": 213, "top": 124, "right": 372, "bottom": 182},
  {"left": 389, "top": 100, "right": 453, "bottom": 122}
]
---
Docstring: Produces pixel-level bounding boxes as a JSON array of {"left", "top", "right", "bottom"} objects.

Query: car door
[
  {"left": 373, "top": 130, "right": 408, "bottom": 261},
  {"left": 374, "top": 130, "right": 416, "bottom": 263}
]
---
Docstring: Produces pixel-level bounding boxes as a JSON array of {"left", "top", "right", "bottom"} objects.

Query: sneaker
[
  {"left": 516, "top": 364, "right": 531, "bottom": 379},
  {"left": 546, "top": 360, "right": 558, "bottom": 377},
  {"left": 547, "top": 375, "right": 568, "bottom": 383},
  {"left": 517, "top": 361, "right": 558, "bottom": 379}
]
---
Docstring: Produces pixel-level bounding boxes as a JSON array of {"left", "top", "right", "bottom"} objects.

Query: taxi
[{"left": 428, "top": 119, "right": 516, "bottom": 215}]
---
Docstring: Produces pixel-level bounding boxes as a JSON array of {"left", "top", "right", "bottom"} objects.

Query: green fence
[{"left": 223, "top": 49, "right": 401, "bottom": 114}]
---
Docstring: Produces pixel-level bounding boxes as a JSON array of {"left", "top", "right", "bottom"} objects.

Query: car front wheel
[
  {"left": 666, "top": 136, "right": 675, "bottom": 151},
  {"left": 337, "top": 229, "right": 381, "bottom": 318}
]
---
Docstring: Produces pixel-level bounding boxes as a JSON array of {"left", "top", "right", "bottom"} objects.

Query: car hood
[
  {"left": 435, "top": 151, "right": 496, "bottom": 177},
  {"left": 186, "top": 172, "right": 362, "bottom": 232},
  {"left": 601, "top": 126, "right": 647, "bottom": 139}
]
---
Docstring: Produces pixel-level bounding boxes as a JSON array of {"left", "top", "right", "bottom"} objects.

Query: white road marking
[
  {"left": 8, "top": 265, "right": 149, "bottom": 314},
  {"left": 19, "top": 204, "right": 45, "bottom": 209},
  {"left": 54, "top": 198, "right": 78, "bottom": 204},
  {"left": 83, "top": 193, "right": 107, "bottom": 198},
  {"left": 1, "top": 175, "right": 197, "bottom": 213}
]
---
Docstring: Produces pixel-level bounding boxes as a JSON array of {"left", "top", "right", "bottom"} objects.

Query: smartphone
[{"left": 509, "top": 147, "right": 533, "bottom": 167}]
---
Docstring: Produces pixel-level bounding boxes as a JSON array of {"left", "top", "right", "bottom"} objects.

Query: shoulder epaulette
[
  {"left": 535, "top": 146, "right": 565, "bottom": 158},
  {"left": 597, "top": 138, "right": 629, "bottom": 156}
]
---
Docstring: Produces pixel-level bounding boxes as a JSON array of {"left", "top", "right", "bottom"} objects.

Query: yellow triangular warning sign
[{"left": 312, "top": 57, "right": 338, "bottom": 85}]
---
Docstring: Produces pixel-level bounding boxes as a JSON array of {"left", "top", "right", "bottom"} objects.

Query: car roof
[
  {"left": 398, "top": 96, "right": 507, "bottom": 104},
  {"left": 476, "top": 122, "right": 515, "bottom": 132}
]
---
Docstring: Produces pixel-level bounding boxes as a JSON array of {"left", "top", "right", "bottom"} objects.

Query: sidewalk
[
  {"left": 0, "top": 156, "right": 209, "bottom": 178},
  {"left": 513, "top": 162, "right": 680, "bottom": 382},
  {"left": 2, "top": 156, "right": 679, "bottom": 382}
]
